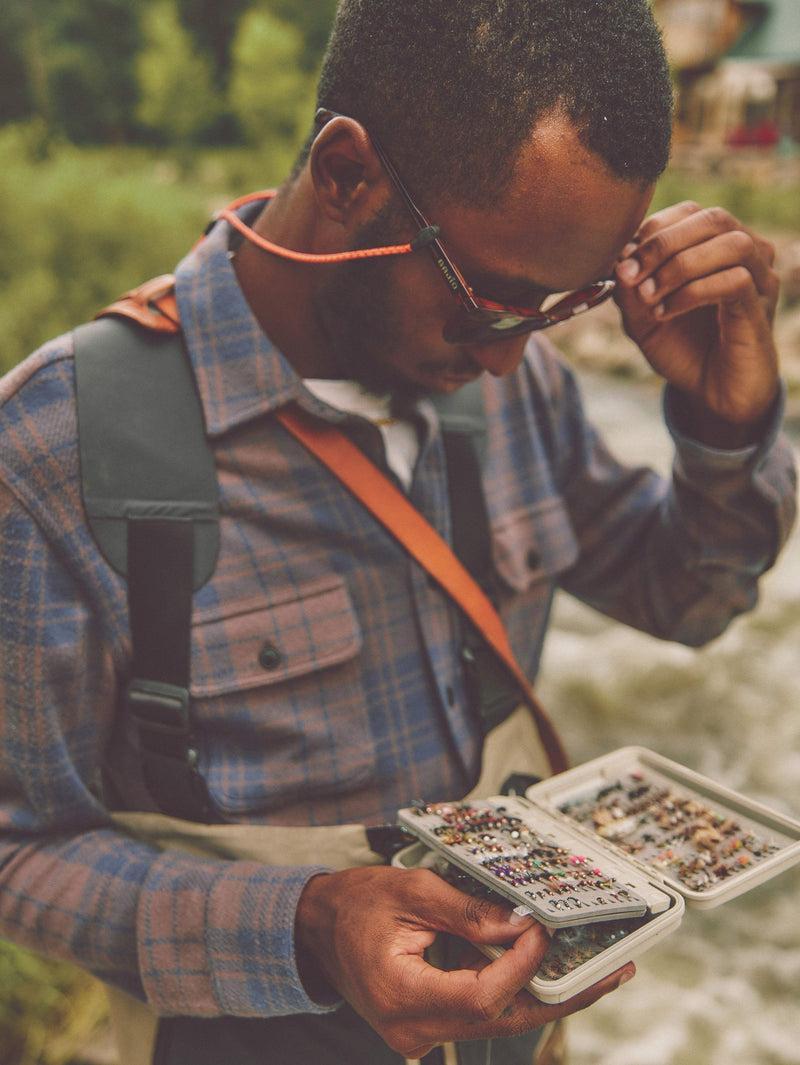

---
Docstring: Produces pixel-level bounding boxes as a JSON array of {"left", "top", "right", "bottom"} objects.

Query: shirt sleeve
[
  {"left": 0, "top": 481, "right": 335, "bottom": 1018},
  {"left": 554, "top": 369, "right": 797, "bottom": 646}
]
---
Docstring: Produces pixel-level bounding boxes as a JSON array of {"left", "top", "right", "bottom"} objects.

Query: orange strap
[
  {"left": 276, "top": 404, "right": 568, "bottom": 776},
  {"left": 98, "top": 277, "right": 568, "bottom": 776},
  {"left": 220, "top": 205, "right": 415, "bottom": 264}
]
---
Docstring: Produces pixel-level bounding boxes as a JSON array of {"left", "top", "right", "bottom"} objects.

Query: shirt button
[
  {"left": 526, "top": 548, "right": 540, "bottom": 570},
  {"left": 258, "top": 642, "right": 284, "bottom": 671}
]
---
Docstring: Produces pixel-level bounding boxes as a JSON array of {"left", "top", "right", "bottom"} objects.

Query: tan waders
[{"left": 106, "top": 704, "right": 565, "bottom": 1065}]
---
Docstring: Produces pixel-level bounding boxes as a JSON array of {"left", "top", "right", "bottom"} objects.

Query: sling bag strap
[
  {"left": 73, "top": 309, "right": 220, "bottom": 821},
  {"left": 276, "top": 404, "right": 568, "bottom": 775}
]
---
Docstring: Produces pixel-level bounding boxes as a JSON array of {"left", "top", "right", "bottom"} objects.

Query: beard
[{"left": 311, "top": 202, "right": 430, "bottom": 400}]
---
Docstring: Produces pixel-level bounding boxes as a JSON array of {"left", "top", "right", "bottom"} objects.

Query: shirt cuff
[
  {"left": 663, "top": 382, "right": 786, "bottom": 472},
  {"left": 138, "top": 850, "right": 340, "bottom": 1017}
]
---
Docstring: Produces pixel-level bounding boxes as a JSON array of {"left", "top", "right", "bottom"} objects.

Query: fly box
[{"left": 395, "top": 746, "right": 800, "bottom": 1003}]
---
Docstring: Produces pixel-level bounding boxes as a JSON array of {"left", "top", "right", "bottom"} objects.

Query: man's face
[{"left": 313, "top": 114, "right": 654, "bottom": 396}]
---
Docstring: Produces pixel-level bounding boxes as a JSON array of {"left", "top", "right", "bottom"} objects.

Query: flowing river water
[{"left": 538, "top": 369, "right": 800, "bottom": 1065}]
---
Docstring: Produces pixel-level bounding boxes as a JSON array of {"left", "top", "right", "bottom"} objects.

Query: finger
[
  {"left": 404, "top": 869, "right": 536, "bottom": 944},
  {"left": 632, "top": 200, "right": 704, "bottom": 245},
  {"left": 632, "top": 231, "right": 769, "bottom": 310},
  {"left": 471, "top": 922, "right": 554, "bottom": 1018},
  {"left": 656, "top": 265, "right": 763, "bottom": 321},
  {"left": 399, "top": 921, "right": 552, "bottom": 1022},
  {"left": 485, "top": 961, "right": 636, "bottom": 1040},
  {"left": 620, "top": 208, "right": 776, "bottom": 299},
  {"left": 437, "top": 958, "right": 635, "bottom": 1045},
  {"left": 386, "top": 951, "right": 633, "bottom": 1054},
  {"left": 632, "top": 203, "right": 774, "bottom": 269}
]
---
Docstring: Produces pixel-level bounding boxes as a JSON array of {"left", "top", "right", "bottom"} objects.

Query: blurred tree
[
  {"left": 44, "top": 0, "right": 143, "bottom": 142},
  {"left": 267, "top": 0, "right": 339, "bottom": 71},
  {"left": 228, "top": 6, "right": 318, "bottom": 156},
  {"left": 0, "top": 940, "right": 107, "bottom": 1065},
  {"left": 176, "top": 0, "right": 254, "bottom": 90},
  {"left": 0, "top": 0, "right": 143, "bottom": 142},
  {"left": 0, "top": 123, "right": 211, "bottom": 375},
  {"left": 137, "top": 1, "right": 223, "bottom": 145},
  {"left": 0, "top": 2, "right": 51, "bottom": 125},
  {"left": 0, "top": 5, "right": 35, "bottom": 123}
]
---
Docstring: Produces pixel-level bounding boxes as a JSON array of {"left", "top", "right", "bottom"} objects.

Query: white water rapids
[{"left": 538, "top": 370, "right": 800, "bottom": 1065}]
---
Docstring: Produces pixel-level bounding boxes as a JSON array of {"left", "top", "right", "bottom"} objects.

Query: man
[{"left": 0, "top": 2, "right": 795, "bottom": 1064}]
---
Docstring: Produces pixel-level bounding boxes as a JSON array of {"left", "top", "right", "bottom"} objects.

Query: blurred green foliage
[
  {"left": 0, "top": 0, "right": 340, "bottom": 378},
  {"left": 652, "top": 169, "right": 800, "bottom": 230},
  {"left": 0, "top": 0, "right": 142, "bottom": 142},
  {"left": 137, "top": 1, "right": 225, "bottom": 145},
  {"left": 0, "top": 941, "right": 108, "bottom": 1065},
  {"left": 229, "top": 7, "right": 317, "bottom": 155},
  {"left": 0, "top": 124, "right": 212, "bottom": 374}
]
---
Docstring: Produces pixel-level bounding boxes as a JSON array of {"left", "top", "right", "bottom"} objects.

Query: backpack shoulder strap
[
  {"left": 73, "top": 280, "right": 218, "bottom": 589},
  {"left": 73, "top": 288, "right": 220, "bottom": 821}
]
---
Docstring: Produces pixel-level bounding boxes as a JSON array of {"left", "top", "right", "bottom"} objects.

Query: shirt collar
[{"left": 175, "top": 205, "right": 344, "bottom": 438}]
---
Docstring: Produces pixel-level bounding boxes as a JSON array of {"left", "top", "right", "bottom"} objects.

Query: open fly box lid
[{"left": 524, "top": 746, "right": 800, "bottom": 909}]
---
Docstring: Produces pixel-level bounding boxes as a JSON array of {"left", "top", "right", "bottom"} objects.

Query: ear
[{"left": 309, "top": 116, "right": 387, "bottom": 225}]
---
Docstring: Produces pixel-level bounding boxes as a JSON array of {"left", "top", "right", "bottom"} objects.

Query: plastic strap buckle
[
  {"left": 125, "top": 678, "right": 192, "bottom": 753},
  {"left": 125, "top": 677, "right": 217, "bottom": 820}
]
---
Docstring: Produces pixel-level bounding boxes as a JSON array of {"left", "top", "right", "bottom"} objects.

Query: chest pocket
[
  {"left": 189, "top": 575, "right": 370, "bottom": 813},
  {"left": 491, "top": 497, "right": 579, "bottom": 594},
  {"left": 190, "top": 575, "right": 361, "bottom": 695}
]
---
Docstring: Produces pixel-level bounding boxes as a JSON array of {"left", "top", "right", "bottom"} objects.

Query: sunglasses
[
  {"left": 316, "top": 109, "right": 616, "bottom": 345},
  {"left": 218, "top": 113, "right": 616, "bottom": 348}
]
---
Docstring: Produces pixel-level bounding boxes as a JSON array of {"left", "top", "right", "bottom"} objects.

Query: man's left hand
[{"left": 614, "top": 201, "right": 781, "bottom": 447}]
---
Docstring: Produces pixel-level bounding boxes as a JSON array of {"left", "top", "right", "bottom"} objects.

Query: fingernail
[
  {"left": 618, "top": 969, "right": 635, "bottom": 987},
  {"left": 616, "top": 259, "right": 639, "bottom": 282},
  {"left": 543, "top": 923, "right": 555, "bottom": 938},
  {"left": 621, "top": 242, "right": 638, "bottom": 258},
  {"left": 654, "top": 303, "right": 665, "bottom": 318},
  {"left": 639, "top": 278, "right": 656, "bottom": 299},
  {"left": 509, "top": 906, "right": 534, "bottom": 926}
]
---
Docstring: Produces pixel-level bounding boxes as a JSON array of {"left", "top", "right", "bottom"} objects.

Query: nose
[{"left": 465, "top": 336, "right": 529, "bottom": 377}]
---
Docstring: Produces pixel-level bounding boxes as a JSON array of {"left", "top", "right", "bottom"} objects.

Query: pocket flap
[
  {"left": 492, "top": 498, "right": 579, "bottom": 593},
  {"left": 191, "top": 576, "right": 362, "bottom": 697}
]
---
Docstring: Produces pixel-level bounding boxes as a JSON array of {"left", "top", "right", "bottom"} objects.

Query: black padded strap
[
  {"left": 128, "top": 518, "right": 193, "bottom": 686},
  {"left": 74, "top": 318, "right": 220, "bottom": 822},
  {"left": 123, "top": 521, "right": 218, "bottom": 824}
]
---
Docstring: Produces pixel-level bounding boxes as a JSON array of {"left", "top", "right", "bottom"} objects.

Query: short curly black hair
[{"left": 310, "top": 0, "right": 673, "bottom": 206}]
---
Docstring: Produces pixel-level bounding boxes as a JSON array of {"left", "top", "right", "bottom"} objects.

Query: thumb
[{"left": 409, "top": 873, "right": 542, "bottom": 945}]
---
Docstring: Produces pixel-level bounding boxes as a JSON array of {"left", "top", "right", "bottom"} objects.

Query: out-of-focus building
[{"left": 654, "top": 0, "right": 800, "bottom": 149}]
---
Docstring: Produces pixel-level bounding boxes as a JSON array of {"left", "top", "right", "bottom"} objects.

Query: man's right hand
[{"left": 295, "top": 865, "right": 635, "bottom": 1058}]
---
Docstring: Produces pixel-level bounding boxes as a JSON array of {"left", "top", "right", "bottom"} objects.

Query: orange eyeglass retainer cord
[{"left": 217, "top": 189, "right": 440, "bottom": 265}]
